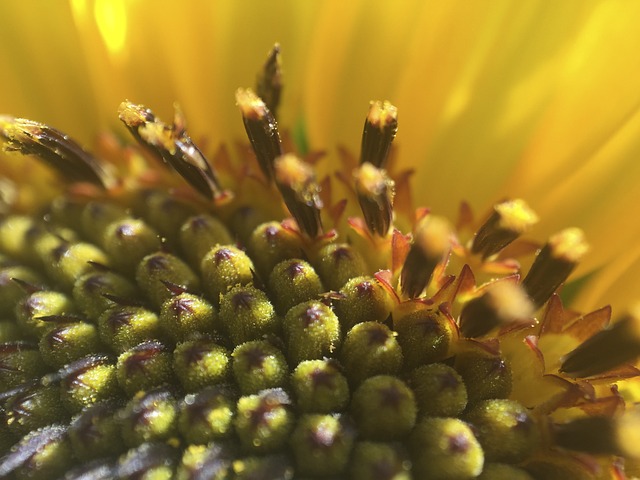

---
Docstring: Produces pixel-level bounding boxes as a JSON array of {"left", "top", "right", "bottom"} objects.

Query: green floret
[
  {"left": 179, "top": 213, "right": 233, "bottom": 269},
  {"left": 4, "top": 384, "right": 67, "bottom": 436},
  {"left": 175, "top": 443, "right": 233, "bottom": 480},
  {"left": 408, "top": 363, "right": 468, "bottom": 417},
  {"left": 289, "top": 413, "right": 355, "bottom": 477},
  {"left": 121, "top": 389, "right": 178, "bottom": 447},
  {"left": 42, "top": 242, "right": 110, "bottom": 291},
  {"left": 350, "top": 375, "right": 417, "bottom": 440},
  {"left": 234, "top": 388, "right": 294, "bottom": 454},
  {"left": 200, "top": 245, "right": 255, "bottom": 306},
  {"left": 291, "top": 359, "right": 349, "bottom": 413},
  {"left": 454, "top": 349, "right": 512, "bottom": 405},
  {"left": 477, "top": 463, "right": 535, "bottom": 480},
  {"left": 98, "top": 304, "right": 162, "bottom": 353},
  {"left": 349, "top": 442, "right": 412, "bottom": 480},
  {"left": 314, "top": 243, "right": 367, "bottom": 291},
  {"left": 80, "top": 201, "right": 128, "bottom": 245},
  {"left": 159, "top": 292, "right": 217, "bottom": 341},
  {"left": 334, "top": 276, "right": 394, "bottom": 329},
  {"left": 219, "top": 285, "right": 278, "bottom": 345},
  {"left": 1, "top": 424, "right": 74, "bottom": 480},
  {"left": 232, "top": 340, "right": 289, "bottom": 395},
  {"left": 102, "top": 217, "right": 162, "bottom": 276},
  {"left": 282, "top": 300, "right": 341, "bottom": 364},
  {"left": 59, "top": 355, "right": 120, "bottom": 413},
  {"left": 140, "top": 190, "right": 196, "bottom": 248},
  {"left": 340, "top": 321, "right": 403, "bottom": 384},
  {"left": 15, "top": 289, "right": 76, "bottom": 338},
  {"left": 173, "top": 338, "right": 231, "bottom": 391},
  {"left": 117, "top": 442, "right": 178, "bottom": 480},
  {"left": 232, "top": 454, "right": 294, "bottom": 479},
  {"left": 68, "top": 401, "right": 123, "bottom": 461},
  {"left": 409, "top": 417, "right": 484, "bottom": 480},
  {"left": 39, "top": 320, "right": 102, "bottom": 368},
  {"left": 0, "top": 342, "right": 48, "bottom": 389},
  {"left": 465, "top": 399, "right": 538, "bottom": 463},
  {"left": 135, "top": 251, "right": 201, "bottom": 309},
  {"left": 116, "top": 341, "right": 174, "bottom": 396},
  {"left": 247, "top": 221, "right": 303, "bottom": 279},
  {"left": 267, "top": 258, "right": 324, "bottom": 315},
  {"left": 177, "top": 386, "right": 237, "bottom": 444},
  {"left": 0, "top": 266, "right": 44, "bottom": 317},
  {"left": 394, "top": 305, "right": 454, "bottom": 369},
  {"left": 0, "top": 216, "right": 42, "bottom": 266},
  {"left": 72, "top": 270, "right": 138, "bottom": 321}
]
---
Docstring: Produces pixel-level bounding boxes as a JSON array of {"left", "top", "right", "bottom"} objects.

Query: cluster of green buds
[{"left": 1, "top": 45, "right": 640, "bottom": 480}]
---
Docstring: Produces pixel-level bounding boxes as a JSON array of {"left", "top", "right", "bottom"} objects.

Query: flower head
[{"left": 1, "top": 2, "right": 640, "bottom": 478}]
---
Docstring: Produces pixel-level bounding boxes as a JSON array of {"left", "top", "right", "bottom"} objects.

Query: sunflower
[{"left": 1, "top": 1, "right": 640, "bottom": 479}]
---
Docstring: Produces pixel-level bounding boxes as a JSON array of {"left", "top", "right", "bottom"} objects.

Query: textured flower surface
[{"left": 1, "top": 2, "right": 640, "bottom": 479}]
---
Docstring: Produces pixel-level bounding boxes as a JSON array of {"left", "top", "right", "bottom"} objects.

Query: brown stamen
[
  {"left": 459, "top": 282, "right": 533, "bottom": 338},
  {"left": 360, "top": 101, "right": 398, "bottom": 169},
  {"left": 0, "top": 116, "right": 113, "bottom": 188},
  {"left": 118, "top": 101, "right": 226, "bottom": 201},
  {"left": 256, "top": 44, "right": 283, "bottom": 120},
  {"left": 522, "top": 227, "right": 588, "bottom": 309},
  {"left": 560, "top": 311, "right": 640, "bottom": 378},
  {"left": 354, "top": 162, "right": 395, "bottom": 236},
  {"left": 401, "top": 215, "right": 451, "bottom": 298},
  {"left": 274, "top": 154, "right": 323, "bottom": 238},
  {"left": 236, "top": 88, "right": 283, "bottom": 182},
  {"left": 470, "top": 199, "right": 538, "bottom": 259}
]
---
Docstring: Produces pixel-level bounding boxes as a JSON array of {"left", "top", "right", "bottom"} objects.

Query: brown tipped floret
[
  {"left": 409, "top": 417, "right": 484, "bottom": 479},
  {"left": 232, "top": 340, "right": 289, "bottom": 395},
  {"left": 465, "top": 399, "right": 538, "bottom": 463},
  {"left": 334, "top": 275, "right": 394, "bottom": 329},
  {"left": 234, "top": 388, "right": 294, "bottom": 454},
  {"left": 173, "top": 338, "right": 230, "bottom": 392},
  {"left": 350, "top": 376, "right": 417, "bottom": 440},
  {"left": 291, "top": 359, "right": 349, "bottom": 413},
  {"left": 340, "top": 321, "right": 403, "bottom": 384},
  {"left": 408, "top": 363, "right": 468, "bottom": 417},
  {"left": 289, "top": 413, "right": 355, "bottom": 477}
]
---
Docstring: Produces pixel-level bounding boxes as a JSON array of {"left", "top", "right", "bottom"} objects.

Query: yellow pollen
[
  {"left": 367, "top": 101, "right": 398, "bottom": 130},
  {"left": 495, "top": 199, "right": 538, "bottom": 233},
  {"left": 549, "top": 227, "right": 589, "bottom": 262},
  {"left": 236, "top": 88, "right": 268, "bottom": 120},
  {"left": 274, "top": 154, "right": 314, "bottom": 189},
  {"left": 354, "top": 162, "right": 391, "bottom": 198},
  {"left": 486, "top": 282, "right": 534, "bottom": 322},
  {"left": 139, "top": 122, "right": 176, "bottom": 155},
  {"left": 118, "top": 101, "right": 148, "bottom": 128},
  {"left": 415, "top": 215, "right": 452, "bottom": 258}
]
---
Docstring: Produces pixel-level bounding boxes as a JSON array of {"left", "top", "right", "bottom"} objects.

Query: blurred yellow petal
[
  {"left": 0, "top": 1, "right": 639, "bottom": 310},
  {"left": 2, "top": 2, "right": 640, "bottom": 477}
]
